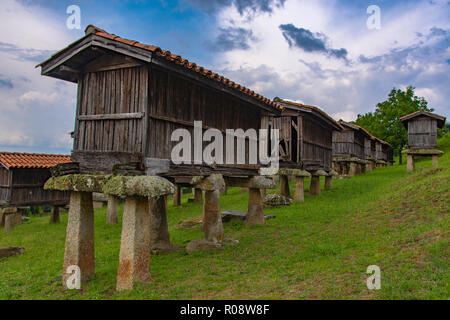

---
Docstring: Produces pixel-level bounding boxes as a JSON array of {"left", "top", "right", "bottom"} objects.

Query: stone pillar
[
  {"left": 432, "top": 155, "right": 438, "bottom": 166},
  {"left": 0, "top": 210, "right": 4, "bottom": 228},
  {"left": 349, "top": 162, "right": 358, "bottom": 177},
  {"left": 246, "top": 188, "right": 264, "bottom": 226},
  {"left": 194, "top": 188, "right": 203, "bottom": 203},
  {"left": 325, "top": 176, "right": 333, "bottom": 191},
  {"left": 63, "top": 192, "right": 95, "bottom": 287},
  {"left": 309, "top": 176, "right": 321, "bottom": 196},
  {"left": 342, "top": 164, "right": 348, "bottom": 175},
  {"left": 49, "top": 206, "right": 60, "bottom": 224},
  {"left": 407, "top": 154, "right": 414, "bottom": 172},
  {"left": 202, "top": 190, "right": 223, "bottom": 242},
  {"left": 116, "top": 196, "right": 151, "bottom": 292},
  {"left": 173, "top": 185, "right": 181, "bottom": 207},
  {"left": 293, "top": 176, "right": 305, "bottom": 202},
  {"left": 280, "top": 175, "right": 290, "bottom": 198},
  {"left": 149, "top": 196, "right": 177, "bottom": 253},
  {"left": 241, "top": 187, "right": 249, "bottom": 193},
  {"left": 107, "top": 195, "right": 120, "bottom": 224},
  {"left": 260, "top": 188, "right": 266, "bottom": 199},
  {"left": 14, "top": 210, "right": 23, "bottom": 225},
  {"left": 4, "top": 213, "right": 15, "bottom": 232}
]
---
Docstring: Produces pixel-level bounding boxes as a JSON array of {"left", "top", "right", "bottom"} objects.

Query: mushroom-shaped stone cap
[
  {"left": 278, "top": 168, "right": 311, "bottom": 177},
  {"left": 103, "top": 175, "right": 175, "bottom": 197},
  {"left": 328, "top": 169, "right": 339, "bottom": 177},
  {"left": 44, "top": 174, "right": 106, "bottom": 193},
  {"left": 310, "top": 170, "right": 328, "bottom": 176},
  {"left": 191, "top": 174, "right": 225, "bottom": 191}
]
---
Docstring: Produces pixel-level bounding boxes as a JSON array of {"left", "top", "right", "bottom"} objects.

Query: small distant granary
[
  {"left": 38, "top": 25, "right": 283, "bottom": 291},
  {"left": 400, "top": 109, "right": 446, "bottom": 171},
  {"left": 332, "top": 120, "right": 372, "bottom": 176},
  {"left": 265, "top": 98, "right": 343, "bottom": 199},
  {"left": 0, "top": 152, "right": 71, "bottom": 207},
  {"left": 0, "top": 152, "right": 71, "bottom": 230}
]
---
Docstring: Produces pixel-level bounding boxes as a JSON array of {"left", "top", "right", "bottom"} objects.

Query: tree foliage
[{"left": 355, "top": 86, "right": 432, "bottom": 161}]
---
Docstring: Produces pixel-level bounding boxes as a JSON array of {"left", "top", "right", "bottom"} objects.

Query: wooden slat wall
[
  {"left": 303, "top": 116, "right": 333, "bottom": 170},
  {"left": 408, "top": 117, "right": 437, "bottom": 149},
  {"left": 0, "top": 167, "right": 11, "bottom": 205},
  {"left": 146, "top": 67, "right": 261, "bottom": 165},
  {"left": 332, "top": 130, "right": 354, "bottom": 157},
  {"left": 75, "top": 66, "right": 147, "bottom": 154},
  {"left": 9, "top": 169, "right": 69, "bottom": 206}
]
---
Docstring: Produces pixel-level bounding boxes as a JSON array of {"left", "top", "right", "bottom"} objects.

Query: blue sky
[{"left": 0, "top": 0, "right": 449, "bottom": 154}]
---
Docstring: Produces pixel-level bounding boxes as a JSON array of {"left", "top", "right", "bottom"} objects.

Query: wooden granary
[
  {"left": 400, "top": 110, "right": 446, "bottom": 171},
  {"left": 332, "top": 120, "right": 372, "bottom": 176},
  {"left": 0, "top": 152, "right": 70, "bottom": 207},
  {"left": 261, "top": 98, "right": 342, "bottom": 199},
  {"left": 37, "top": 25, "right": 285, "bottom": 291}
]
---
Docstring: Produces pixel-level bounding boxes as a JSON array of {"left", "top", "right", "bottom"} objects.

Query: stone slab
[
  {"left": 103, "top": 175, "right": 174, "bottom": 197},
  {"left": 402, "top": 149, "right": 444, "bottom": 156},
  {"left": 44, "top": 174, "right": 106, "bottom": 193},
  {"left": 277, "top": 168, "right": 311, "bottom": 177},
  {"left": 0, "top": 247, "right": 25, "bottom": 258}
]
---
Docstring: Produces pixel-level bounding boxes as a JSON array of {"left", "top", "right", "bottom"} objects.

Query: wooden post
[
  {"left": 309, "top": 176, "right": 321, "bottom": 196},
  {"left": 202, "top": 190, "right": 223, "bottom": 242},
  {"left": 246, "top": 188, "right": 264, "bottom": 226},
  {"left": 407, "top": 154, "right": 414, "bottom": 172},
  {"left": 173, "top": 185, "right": 181, "bottom": 207},
  {"left": 49, "top": 206, "right": 60, "bottom": 224},
  {"left": 116, "top": 196, "right": 151, "bottom": 292},
  {"left": 63, "top": 192, "right": 95, "bottom": 288},
  {"left": 432, "top": 155, "right": 438, "bottom": 166},
  {"left": 194, "top": 188, "right": 203, "bottom": 203},
  {"left": 293, "top": 176, "right": 304, "bottom": 202},
  {"left": 280, "top": 175, "right": 290, "bottom": 198},
  {"left": 107, "top": 195, "right": 120, "bottom": 224}
]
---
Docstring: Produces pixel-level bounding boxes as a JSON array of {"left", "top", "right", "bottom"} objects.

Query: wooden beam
[{"left": 78, "top": 112, "right": 144, "bottom": 121}]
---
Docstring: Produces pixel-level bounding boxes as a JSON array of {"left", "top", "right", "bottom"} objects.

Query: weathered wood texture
[
  {"left": 407, "top": 116, "right": 438, "bottom": 149},
  {"left": 0, "top": 168, "right": 69, "bottom": 207},
  {"left": 332, "top": 129, "right": 365, "bottom": 160},
  {"left": 262, "top": 113, "right": 333, "bottom": 171}
]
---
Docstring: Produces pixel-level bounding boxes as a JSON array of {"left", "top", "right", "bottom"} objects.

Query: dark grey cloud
[
  {"left": 279, "top": 24, "right": 348, "bottom": 60},
  {"left": 207, "top": 27, "right": 257, "bottom": 51},
  {"left": 0, "top": 77, "right": 13, "bottom": 89},
  {"left": 185, "top": 0, "right": 286, "bottom": 15},
  {"left": 0, "top": 42, "right": 55, "bottom": 63}
]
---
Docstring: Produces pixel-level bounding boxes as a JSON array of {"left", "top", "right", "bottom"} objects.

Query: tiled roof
[
  {"left": 83, "top": 25, "right": 283, "bottom": 111},
  {"left": 274, "top": 98, "right": 342, "bottom": 129},
  {"left": 0, "top": 152, "right": 71, "bottom": 169}
]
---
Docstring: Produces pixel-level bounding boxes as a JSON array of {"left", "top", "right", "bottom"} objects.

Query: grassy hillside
[{"left": 1, "top": 135, "right": 449, "bottom": 300}]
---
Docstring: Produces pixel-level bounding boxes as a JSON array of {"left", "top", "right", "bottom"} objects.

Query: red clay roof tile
[
  {"left": 84, "top": 25, "right": 283, "bottom": 111},
  {"left": 0, "top": 152, "right": 71, "bottom": 169}
]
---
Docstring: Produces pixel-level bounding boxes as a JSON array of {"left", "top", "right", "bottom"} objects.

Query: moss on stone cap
[
  {"left": 103, "top": 175, "right": 175, "bottom": 197},
  {"left": 310, "top": 170, "right": 328, "bottom": 176},
  {"left": 277, "top": 168, "right": 311, "bottom": 177},
  {"left": 402, "top": 149, "right": 444, "bottom": 156},
  {"left": 193, "top": 174, "right": 225, "bottom": 191},
  {"left": 44, "top": 174, "right": 106, "bottom": 192},
  {"left": 328, "top": 169, "right": 339, "bottom": 177}
]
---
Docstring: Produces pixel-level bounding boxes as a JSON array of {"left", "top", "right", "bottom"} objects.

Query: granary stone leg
[
  {"left": 325, "top": 176, "right": 333, "bottom": 191},
  {"left": 4, "top": 213, "right": 15, "bottom": 232},
  {"left": 15, "top": 209, "right": 23, "bottom": 225},
  {"left": 49, "top": 206, "right": 60, "bottom": 224},
  {"left": 149, "top": 196, "right": 178, "bottom": 253},
  {"left": 194, "top": 188, "right": 203, "bottom": 203},
  {"left": 432, "top": 155, "right": 438, "bottom": 166},
  {"left": 246, "top": 188, "right": 264, "bottom": 226},
  {"left": 116, "top": 196, "right": 151, "bottom": 292},
  {"left": 173, "top": 185, "right": 181, "bottom": 207},
  {"left": 280, "top": 175, "right": 290, "bottom": 198},
  {"left": 203, "top": 190, "right": 223, "bottom": 242},
  {"left": 309, "top": 176, "right": 321, "bottom": 196},
  {"left": 0, "top": 211, "right": 4, "bottom": 228},
  {"left": 293, "top": 176, "right": 305, "bottom": 202},
  {"left": 107, "top": 195, "right": 120, "bottom": 224},
  {"left": 63, "top": 191, "right": 95, "bottom": 287},
  {"left": 260, "top": 188, "right": 266, "bottom": 199},
  {"left": 349, "top": 162, "right": 358, "bottom": 177},
  {"left": 241, "top": 187, "right": 249, "bottom": 193},
  {"left": 407, "top": 154, "right": 414, "bottom": 172},
  {"left": 342, "top": 164, "right": 348, "bottom": 175}
]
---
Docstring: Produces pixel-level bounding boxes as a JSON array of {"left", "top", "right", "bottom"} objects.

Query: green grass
[{"left": 1, "top": 135, "right": 449, "bottom": 300}]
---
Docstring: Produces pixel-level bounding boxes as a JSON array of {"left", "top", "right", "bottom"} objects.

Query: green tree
[{"left": 355, "top": 86, "right": 432, "bottom": 164}]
